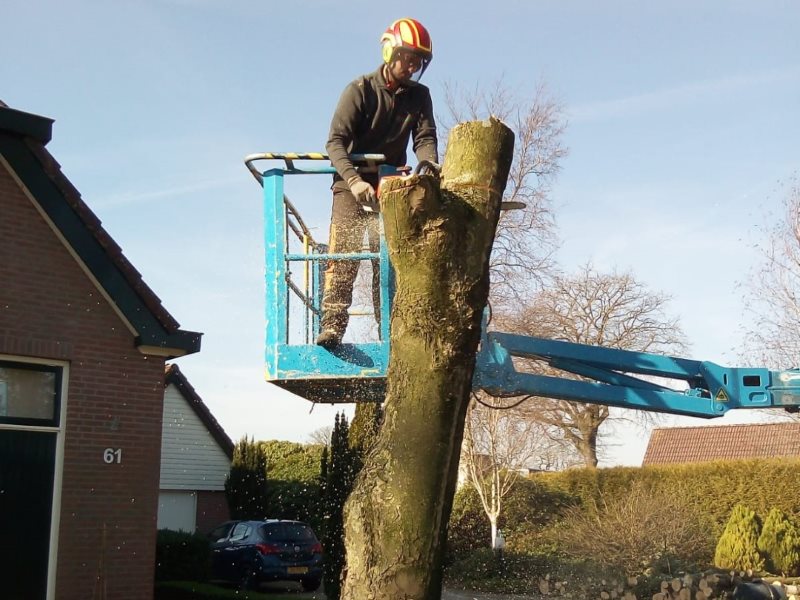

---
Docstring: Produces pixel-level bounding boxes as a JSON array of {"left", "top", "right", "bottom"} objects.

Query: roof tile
[{"left": 642, "top": 421, "right": 800, "bottom": 465}]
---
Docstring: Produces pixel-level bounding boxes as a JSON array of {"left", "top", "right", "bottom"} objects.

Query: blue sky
[{"left": 4, "top": 0, "right": 799, "bottom": 466}]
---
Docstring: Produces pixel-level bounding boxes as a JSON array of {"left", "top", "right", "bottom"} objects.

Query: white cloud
[{"left": 98, "top": 174, "right": 241, "bottom": 208}]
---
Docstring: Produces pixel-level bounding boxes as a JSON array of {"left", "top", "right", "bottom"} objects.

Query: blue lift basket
[{"left": 246, "top": 152, "right": 800, "bottom": 418}]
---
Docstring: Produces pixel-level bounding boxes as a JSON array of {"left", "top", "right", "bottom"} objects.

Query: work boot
[{"left": 315, "top": 329, "right": 343, "bottom": 349}]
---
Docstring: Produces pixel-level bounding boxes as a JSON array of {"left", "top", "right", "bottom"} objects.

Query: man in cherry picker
[{"left": 316, "top": 17, "right": 439, "bottom": 348}]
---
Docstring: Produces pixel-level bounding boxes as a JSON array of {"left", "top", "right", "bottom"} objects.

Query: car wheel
[{"left": 301, "top": 577, "right": 321, "bottom": 592}]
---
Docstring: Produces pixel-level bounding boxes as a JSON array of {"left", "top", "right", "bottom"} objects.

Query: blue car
[{"left": 209, "top": 520, "right": 324, "bottom": 591}]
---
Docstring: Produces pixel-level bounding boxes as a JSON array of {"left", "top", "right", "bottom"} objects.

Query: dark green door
[
  {"left": 0, "top": 362, "right": 62, "bottom": 599},
  {"left": 0, "top": 429, "right": 57, "bottom": 599}
]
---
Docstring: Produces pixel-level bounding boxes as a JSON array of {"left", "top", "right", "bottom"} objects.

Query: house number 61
[{"left": 103, "top": 448, "right": 122, "bottom": 464}]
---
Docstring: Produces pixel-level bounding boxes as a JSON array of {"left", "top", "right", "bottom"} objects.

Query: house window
[{"left": 0, "top": 361, "right": 61, "bottom": 427}]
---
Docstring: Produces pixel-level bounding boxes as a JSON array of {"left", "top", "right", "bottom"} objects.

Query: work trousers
[{"left": 320, "top": 188, "right": 381, "bottom": 335}]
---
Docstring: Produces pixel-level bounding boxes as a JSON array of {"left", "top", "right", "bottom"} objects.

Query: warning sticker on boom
[{"left": 715, "top": 388, "right": 730, "bottom": 402}]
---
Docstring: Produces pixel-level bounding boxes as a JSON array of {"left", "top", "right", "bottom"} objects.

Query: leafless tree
[
  {"left": 440, "top": 78, "right": 568, "bottom": 306},
  {"left": 498, "top": 264, "right": 687, "bottom": 467},
  {"left": 306, "top": 425, "right": 333, "bottom": 446},
  {"left": 461, "top": 393, "right": 578, "bottom": 548},
  {"left": 741, "top": 177, "right": 800, "bottom": 369}
]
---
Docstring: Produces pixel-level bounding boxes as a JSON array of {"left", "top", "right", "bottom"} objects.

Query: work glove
[{"left": 347, "top": 176, "right": 379, "bottom": 213}]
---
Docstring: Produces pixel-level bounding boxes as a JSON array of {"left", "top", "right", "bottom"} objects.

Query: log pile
[
  {"left": 536, "top": 571, "right": 800, "bottom": 599},
  {"left": 650, "top": 572, "right": 737, "bottom": 599}
]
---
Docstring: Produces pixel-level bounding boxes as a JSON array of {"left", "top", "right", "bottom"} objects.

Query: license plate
[{"left": 287, "top": 566, "right": 308, "bottom": 575}]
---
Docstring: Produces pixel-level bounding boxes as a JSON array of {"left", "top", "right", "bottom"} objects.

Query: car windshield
[{"left": 261, "top": 522, "right": 317, "bottom": 543}]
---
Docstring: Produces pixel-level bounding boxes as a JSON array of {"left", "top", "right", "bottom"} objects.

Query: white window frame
[{"left": 0, "top": 354, "right": 68, "bottom": 600}]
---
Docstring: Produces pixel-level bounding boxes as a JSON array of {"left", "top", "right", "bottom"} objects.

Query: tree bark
[{"left": 340, "top": 118, "right": 515, "bottom": 600}]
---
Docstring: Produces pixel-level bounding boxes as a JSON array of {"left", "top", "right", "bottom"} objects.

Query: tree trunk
[
  {"left": 340, "top": 118, "right": 515, "bottom": 600},
  {"left": 578, "top": 419, "right": 599, "bottom": 468}
]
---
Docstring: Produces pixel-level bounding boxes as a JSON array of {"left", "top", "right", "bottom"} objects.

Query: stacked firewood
[
  {"left": 536, "top": 571, "right": 800, "bottom": 599},
  {"left": 650, "top": 572, "right": 736, "bottom": 599},
  {"left": 649, "top": 574, "right": 800, "bottom": 600}
]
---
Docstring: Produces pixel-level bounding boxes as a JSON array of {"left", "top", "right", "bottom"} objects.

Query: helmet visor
[{"left": 390, "top": 48, "right": 431, "bottom": 84}]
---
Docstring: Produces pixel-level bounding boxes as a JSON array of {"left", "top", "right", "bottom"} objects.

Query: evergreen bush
[
  {"left": 447, "top": 486, "right": 491, "bottom": 561},
  {"left": 261, "top": 440, "right": 324, "bottom": 481},
  {"left": 714, "top": 503, "right": 765, "bottom": 572},
  {"left": 348, "top": 401, "right": 383, "bottom": 460},
  {"left": 322, "top": 412, "right": 357, "bottom": 600},
  {"left": 258, "top": 440, "right": 325, "bottom": 530},
  {"left": 533, "top": 458, "right": 800, "bottom": 537},
  {"left": 224, "top": 436, "right": 268, "bottom": 520},
  {"left": 154, "top": 529, "right": 211, "bottom": 582},
  {"left": 447, "top": 477, "right": 578, "bottom": 561},
  {"left": 757, "top": 507, "right": 800, "bottom": 576}
]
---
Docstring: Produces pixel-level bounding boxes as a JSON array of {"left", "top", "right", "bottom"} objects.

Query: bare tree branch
[
  {"left": 495, "top": 264, "right": 688, "bottom": 467},
  {"left": 740, "top": 176, "right": 800, "bottom": 369},
  {"left": 306, "top": 425, "right": 333, "bottom": 446},
  {"left": 440, "top": 78, "right": 568, "bottom": 306}
]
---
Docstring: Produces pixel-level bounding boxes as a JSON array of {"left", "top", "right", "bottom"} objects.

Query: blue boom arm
[{"left": 474, "top": 325, "right": 800, "bottom": 418}]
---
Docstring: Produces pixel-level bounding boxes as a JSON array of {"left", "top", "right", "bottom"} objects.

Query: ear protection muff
[{"left": 382, "top": 40, "right": 395, "bottom": 64}]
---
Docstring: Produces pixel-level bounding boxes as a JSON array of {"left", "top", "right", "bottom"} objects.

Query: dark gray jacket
[{"left": 326, "top": 66, "right": 438, "bottom": 190}]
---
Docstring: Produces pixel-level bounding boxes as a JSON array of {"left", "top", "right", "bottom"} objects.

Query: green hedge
[
  {"left": 155, "top": 530, "right": 211, "bottom": 583},
  {"left": 447, "top": 477, "right": 577, "bottom": 560},
  {"left": 447, "top": 458, "right": 800, "bottom": 565},
  {"left": 534, "top": 458, "right": 800, "bottom": 536}
]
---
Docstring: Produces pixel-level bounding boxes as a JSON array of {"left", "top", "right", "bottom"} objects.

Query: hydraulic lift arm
[{"left": 474, "top": 324, "right": 800, "bottom": 418}]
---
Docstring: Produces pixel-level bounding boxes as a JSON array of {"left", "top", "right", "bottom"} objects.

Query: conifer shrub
[
  {"left": 224, "top": 436, "right": 269, "bottom": 519},
  {"left": 757, "top": 507, "right": 800, "bottom": 576},
  {"left": 256, "top": 440, "right": 326, "bottom": 531},
  {"left": 714, "top": 504, "right": 765, "bottom": 572},
  {"left": 322, "top": 412, "right": 357, "bottom": 600},
  {"left": 155, "top": 529, "right": 211, "bottom": 582}
]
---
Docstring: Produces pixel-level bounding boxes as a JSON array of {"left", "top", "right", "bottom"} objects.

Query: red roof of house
[{"left": 642, "top": 421, "right": 800, "bottom": 465}]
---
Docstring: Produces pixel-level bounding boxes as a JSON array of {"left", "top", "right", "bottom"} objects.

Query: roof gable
[
  {"left": 165, "top": 364, "right": 234, "bottom": 458},
  {"left": 0, "top": 103, "right": 201, "bottom": 358},
  {"left": 642, "top": 421, "right": 800, "bottom": 465}
]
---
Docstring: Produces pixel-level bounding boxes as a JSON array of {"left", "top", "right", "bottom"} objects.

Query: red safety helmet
[{"left": 380, "top": 18, "right": 432, "bottom": 83}]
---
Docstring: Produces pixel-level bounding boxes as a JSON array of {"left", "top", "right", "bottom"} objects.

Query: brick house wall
[
  {"left": 196, "top": 491, "right": 231, "bottom": 534},
  {"left": 1, "top": 163, "right": 166, "bottom": 599}
]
